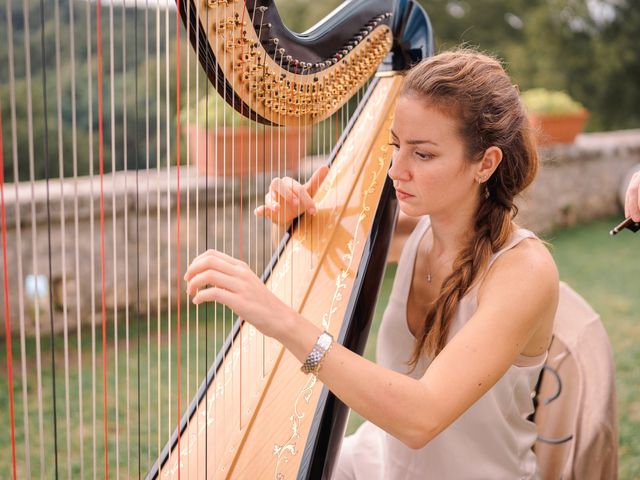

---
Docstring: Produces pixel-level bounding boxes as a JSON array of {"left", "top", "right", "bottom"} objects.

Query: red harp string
[
  {"left": 0, "top": 97, "right": 19, "bottom": 480},
  {"left": 95, "top": 0, "right": 109, "bottom": 476}
]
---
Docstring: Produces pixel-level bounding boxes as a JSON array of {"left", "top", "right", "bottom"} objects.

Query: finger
[
  {"left": 184, "top": 249, "right": 242, "bottom": 282},
  {"left": 187, "top": 269, "right": 240, "bottom": 298},
  {"left": 271, "top": 177, "right": 299, "bottom": 208},
  {"left": 254, "top": 205, "right": 279, "bottom": 219},
  {"left": 264, "top": 192, "right": 280, "bottom": 212},
  {"left": 293, "top": 185, "right": 316, "bottom": 215},
  {"left": 257, "top": 206, "right": 284, "bottom": 225},
  {"left": 254, "top": 205, "right": 266, "bottom": 217},
  {"left": 192, "top": 285, "right": 234, "bottom": 307},
  {"left": 304, "top": 165, "right": 330, "bottom": 198},
  {"left": 282, "top": 177, "right": 318, "bottom": 214}
]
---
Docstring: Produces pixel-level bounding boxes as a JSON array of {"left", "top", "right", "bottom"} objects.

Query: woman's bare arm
[
  {"left": 277, "top": 240, "right": 558, "bottom": 449},
  {"left": 186, "top": 238, "right": 558, "bottom": 449}
]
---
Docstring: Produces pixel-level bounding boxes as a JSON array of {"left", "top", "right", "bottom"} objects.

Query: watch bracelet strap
[{"left": 300, "top": 331, "right": 333, "bottom": 375}]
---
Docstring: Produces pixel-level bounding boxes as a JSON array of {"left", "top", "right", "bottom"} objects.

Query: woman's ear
[{"left": 475, "top": 146, "right": 503, "bottom": 182}]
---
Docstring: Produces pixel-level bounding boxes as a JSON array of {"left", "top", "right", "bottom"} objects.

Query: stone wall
[
  {"left": 1, "top": 130, "right": 639, "bottom": 335},
  {"left": 517, "top": 129, "right": 640, "bottom": 233},
  {"left": 0, "top": 167, "right": 279, "bottom": 335}
]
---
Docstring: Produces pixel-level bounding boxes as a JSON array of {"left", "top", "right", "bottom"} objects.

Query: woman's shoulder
[
  {"left": 475, "top": 231, "right": 558, "bottom": 355},
  {"left": 480, "top": 230, "right": 559, "bottom": 302}
]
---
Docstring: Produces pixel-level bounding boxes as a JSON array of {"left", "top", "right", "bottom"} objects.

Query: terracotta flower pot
[
  {"left": 528, "top": 109, "right": 589, "bottom": 145},
  {"left": 187, "top": 124, "right": 313, "bottom": 176}
]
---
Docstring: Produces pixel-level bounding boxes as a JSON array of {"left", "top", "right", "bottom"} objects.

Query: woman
[{"left": 184, "top": 49, "right": 559, "bottom": 478}]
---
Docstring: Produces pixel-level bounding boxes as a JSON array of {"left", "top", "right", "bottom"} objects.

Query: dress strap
[{"left": 485, "top": 228, "right": 537, "bottom": 270}]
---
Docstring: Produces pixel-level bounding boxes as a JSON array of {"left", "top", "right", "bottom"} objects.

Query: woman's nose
[{"left": 388, "top": 150, "right": 411, "bottom": 182}]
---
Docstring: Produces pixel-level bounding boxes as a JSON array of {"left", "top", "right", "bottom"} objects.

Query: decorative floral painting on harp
[{"left": 0, "top": 0, "right": 432, "bottom": 478}]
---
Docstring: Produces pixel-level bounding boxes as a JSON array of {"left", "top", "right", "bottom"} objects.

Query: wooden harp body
[{"left": 0, "top": 0, "right": 433, "bottom": 478}]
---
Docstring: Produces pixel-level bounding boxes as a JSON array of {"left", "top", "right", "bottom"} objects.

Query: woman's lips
[{"left": 395, "top": 187, "right": 413, "bottom": 200}]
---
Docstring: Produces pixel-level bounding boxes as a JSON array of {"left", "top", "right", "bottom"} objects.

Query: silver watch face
[{"left": 317, "top": 332, "right": 333, "bottom": 350}]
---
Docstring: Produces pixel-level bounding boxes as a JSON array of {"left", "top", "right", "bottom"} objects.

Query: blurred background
[{"left": 0, "top": 0, "right": 638, "bottom": 477}]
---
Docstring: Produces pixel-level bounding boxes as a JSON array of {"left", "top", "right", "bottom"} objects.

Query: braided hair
[{"left": 401, "top": 49, "right": 539, "bottom": 366}]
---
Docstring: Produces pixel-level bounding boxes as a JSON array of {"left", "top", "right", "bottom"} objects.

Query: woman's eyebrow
[{"left": 389, "top": 129, "right": 438, "bottom": 146}]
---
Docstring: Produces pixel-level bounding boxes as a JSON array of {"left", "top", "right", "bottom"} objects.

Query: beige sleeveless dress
[{"left": 334, "top": 216, "right": 546, "bottom": 479}]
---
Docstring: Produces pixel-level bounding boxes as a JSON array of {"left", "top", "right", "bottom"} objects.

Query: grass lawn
[
  {"left": 346, "top": 215, "right": 639, "bottom": 479},
  {"left": 1, "top": 215, "right": 638, "bottom": 478},
  {"left": 0, "top": 303, "right": 235, "bottom": 478}
]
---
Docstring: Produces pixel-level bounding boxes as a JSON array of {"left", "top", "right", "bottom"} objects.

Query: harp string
[
  {"left": 95, "top": 0, "right": 111, "bottom": 474},
  {"left": 52, "top": 0, "right": 74, "bottom": 472},
  {"left": 21, "top": 0, "right": 47, "bottom": 473},
  {"left": 144, "top": 0, "right": 152, "bottom": 468},
  {"left": 135, "top": 0, "right": 148, "bottom": 478},
  {"left": 204, "top": 0, "right": 211, "bottom": 473},
  {"left": 248, "top": 3, "right": 259, "bottom": 430},
  {"left": 120, "top": 0, "right": 131, "bottom": 473},
  {"left": 237, "top": 1, "right": 247, "bottom": 431},
  {"left": 5, "top": 0, "right": 33, "bottom": 474},
  {"left": 164, "top": 0, "right": 171, "bottom": 450},
  {"left": 154, "top": 0, "right": 161, "bottom": 462},
  {"left": 107, "top": 0, "right": 120, "bottom": 470},
  {"left": 221, "top": 0, "right": 228, "bottom": 451},
  {"left": 174, "top": 0, "right": 183, "bottom": 471},
  {"left": 193, "top": 0, "right": 202, "bottom": 469},
  {"left": 134, "top": 0, "right": 142, "bottom": 475},
  {"left": 85, "top": 0, "right": 98, "bottom": 472},
  {"left": 38, "top": 0, "right": 63, "bottom": 473},
  {"left": 184, "top": 0, "right": 192, "bottom": 472},
  {"left": 1, "top": 91, "right": 19, "bottom": 480},
  {"left": 67, "top": 0, "right": 86, "bottom": 475}
]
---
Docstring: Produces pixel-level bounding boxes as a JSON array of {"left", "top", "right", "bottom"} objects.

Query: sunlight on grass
[{"left": 0, "top": 302, "right": 234, "bottom": 478}]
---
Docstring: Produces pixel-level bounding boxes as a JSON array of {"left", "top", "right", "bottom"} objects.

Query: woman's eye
[
  {"left": 415, "top": 151, "right": 432, "bottom": 160},
  {"left": 388, "top": 142, "right": 399, "bottom": 150}
]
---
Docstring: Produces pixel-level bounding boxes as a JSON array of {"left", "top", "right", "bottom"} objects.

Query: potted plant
[
  {"left": 521, "top": 88, "right": 589, "bottom": 145},
  {"left": 183, "top": 93, "right": 312, "bottom": 176}
]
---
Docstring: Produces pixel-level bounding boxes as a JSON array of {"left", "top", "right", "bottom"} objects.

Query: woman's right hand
[{"left": 254, "top": 165, "right": 330, "bottom": 226}]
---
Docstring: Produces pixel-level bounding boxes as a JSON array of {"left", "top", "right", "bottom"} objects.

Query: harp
[{"left": 0, "top": 0, "right": 432, "bottom": 478}]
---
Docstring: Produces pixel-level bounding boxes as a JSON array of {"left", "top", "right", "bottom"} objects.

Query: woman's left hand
[{"left": 184, "top": 249, "right": 294, "bottom": 339}]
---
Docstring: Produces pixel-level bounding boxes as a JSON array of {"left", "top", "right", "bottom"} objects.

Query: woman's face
[{"left": 388, "top": 94, "right": 480, "bottom": 218}]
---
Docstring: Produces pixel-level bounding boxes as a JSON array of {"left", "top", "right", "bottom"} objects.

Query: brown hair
[{"left": 401, "top": 49, "right": 539, "bottom": 366}]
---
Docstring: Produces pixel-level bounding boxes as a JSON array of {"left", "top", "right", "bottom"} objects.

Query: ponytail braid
[{"left": 403, "top": 49, "right": 539, "bottom": 365}]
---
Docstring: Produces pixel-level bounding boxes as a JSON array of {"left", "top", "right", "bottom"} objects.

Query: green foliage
[
  {"left": 277, "top": 0, "right": 640, "bottom": 132},
  {"left": 0, "top": 0, "right": 205, "bottom": 183},
  {"left": 521, "top": 88, "right": 585, "bottom": 114},
  {"left": 274, "top": 0, "right": 344, "bottom": 32},
  {"left": 2, "top": 0, "right": 639, "bottom": 181},
  {"left": 181, "top": 93, "right": 251, "bottom": 127},
  {"left": 412, "top": 0, "right": 640, "bottom": 132}
]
